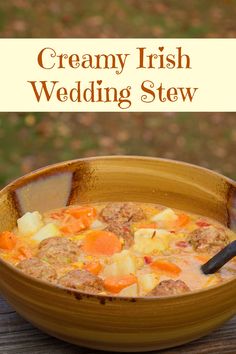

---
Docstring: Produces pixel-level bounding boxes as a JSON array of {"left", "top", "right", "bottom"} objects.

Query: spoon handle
[{"left": 201, "top": 240, "right": 236, "bottom": 275}]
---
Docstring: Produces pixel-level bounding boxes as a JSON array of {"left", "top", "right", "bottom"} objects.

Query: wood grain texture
[{"left": 1, "top": 296, "right": 236, "bottom": 354}]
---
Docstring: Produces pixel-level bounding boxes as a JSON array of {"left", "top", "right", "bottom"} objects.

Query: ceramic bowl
[{"left": 0, "top": 156, "right": 236, "bottom": 352}]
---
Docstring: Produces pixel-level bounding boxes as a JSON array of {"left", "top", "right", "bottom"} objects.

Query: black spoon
[{"left": 201, "top": 240, "right": 236, "bottom": 275}]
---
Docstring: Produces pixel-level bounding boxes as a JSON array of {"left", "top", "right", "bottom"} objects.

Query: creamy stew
[{"left": 0, "top": 202, "right": 235, "bottom": 297}]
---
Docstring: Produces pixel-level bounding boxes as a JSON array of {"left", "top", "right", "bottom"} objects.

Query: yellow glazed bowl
[{"left": 0, "top": 156, "right": 236, "bottom": 352}]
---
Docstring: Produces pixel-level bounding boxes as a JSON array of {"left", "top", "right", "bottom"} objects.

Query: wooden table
[{"left": 1, "top": 296, "right": 235, "bottom": 354}]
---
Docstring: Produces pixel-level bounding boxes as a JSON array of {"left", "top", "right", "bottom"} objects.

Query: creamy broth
[{"left": 0, "top": 202, "right": 235, "bottom": 297}]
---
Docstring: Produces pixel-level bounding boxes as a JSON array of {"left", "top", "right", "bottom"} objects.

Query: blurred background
[{"left": 0, "top": 0, "right": 236, "bottom": 187}]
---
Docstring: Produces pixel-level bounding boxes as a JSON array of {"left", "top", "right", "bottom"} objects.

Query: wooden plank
[
  {"left": 0, "top": 297, "right": 14, "bottom": 314},
  {"left": 0, "top": 296, "right": 235, "bottom": 353}
]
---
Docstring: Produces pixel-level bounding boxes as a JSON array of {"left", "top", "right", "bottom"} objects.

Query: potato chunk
[
  {"left": 151, "top": 208, "right": 178, "bottom": 228},
  {"left": 112, "top": 250, "right": 136, "bottom": 275},
  {"left": 118, "top": 283, "right": 138, "bottom": 297},
  {"left": 134, "top": 229, "right": 170, "bottom": 254},
  {"left": 32, "top": 223, "right": 60, "bottom": 242},
  {"left": 138, "top": 273, "right": 158, "bottom": 294},
  {"left": 103, "top": 250, "right": 137, "bottom": 277},
  {"left": 17, "top": 211, "right": 43, "bottom": 236},
  {"left": 102, "top": 262, "right": 119, "bottom": 277}
]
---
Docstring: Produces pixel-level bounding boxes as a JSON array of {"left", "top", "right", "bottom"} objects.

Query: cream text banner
[{"left": 0, "top": 39, "right": 235, "bottom": 111}]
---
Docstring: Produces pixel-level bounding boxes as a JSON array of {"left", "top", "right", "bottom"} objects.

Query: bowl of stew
[{"left": 0, "top": 156, "right": 236, "bottom": 352}]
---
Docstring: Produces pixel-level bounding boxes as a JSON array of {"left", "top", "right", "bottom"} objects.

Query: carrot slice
[
  {"left": 60, "top": 214, "right": 90, "bottom": 234},
  {"left": 82, "top": 230, "right": 122, "bottom": 256},
  {"left": 49, "top": 210, "right": 65, "bottom": 220},
  {"left": 176, "top": 214, "right": 190, "bottom": 228},
  {"left": 51, "top": 207, "right": 96, "bottom": 233},
  {"left": 59, "top": 207, "right": 97, "bottom": 234},
  {"left": 151, "top": 260, "right": 181, "bottom": 276},
  {"left": 104, "top": 274, "right": 137, "bottom": 294},
  {"left": 65, "top": 206, "right": 96, "bottom": 219},
  {"left": 84, "top": 261, "right": 103, "bottom": 275},
  {"left": 0, "top": 231, "right": 17, "bottom": 250}
]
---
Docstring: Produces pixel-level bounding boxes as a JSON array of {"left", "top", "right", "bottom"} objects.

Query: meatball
[
  {"left": 106, "top": 220, "right": 134, "bottom": 248},
  {"left": 17, "top": 258, "right": 57, "bottom": 283},
  {"left": 147, "top": 279, "right": 190, "bottom": 297},
  {"left": 58, "top": 269, "right": 104, "bottom": 294},
  {"left": 100, "top": 202, "right": 124, "bottom": 222},
  {"left": 37, "top": 237, "right": 79, "bottom": 266},
  {"left": 189, "top": 226, "right": 229, "bottom": 254},
  {"left": 100, "top": 202, "right": 146, "bottom": 247},
  {"left": 119, "top": 202, "right": 146, "bottom": 222}
]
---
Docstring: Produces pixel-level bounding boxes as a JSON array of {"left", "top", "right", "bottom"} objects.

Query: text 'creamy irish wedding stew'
[{"left": 0, "top": 202, "right": 235, "bottom": 297}]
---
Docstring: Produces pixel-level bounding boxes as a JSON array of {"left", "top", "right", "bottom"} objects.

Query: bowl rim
[
  {"left": 1, "top": 155, "right": 236, "bottom": 193},
  {"left": 0, "top": 155, "right": 236, "bottom": 302}
]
